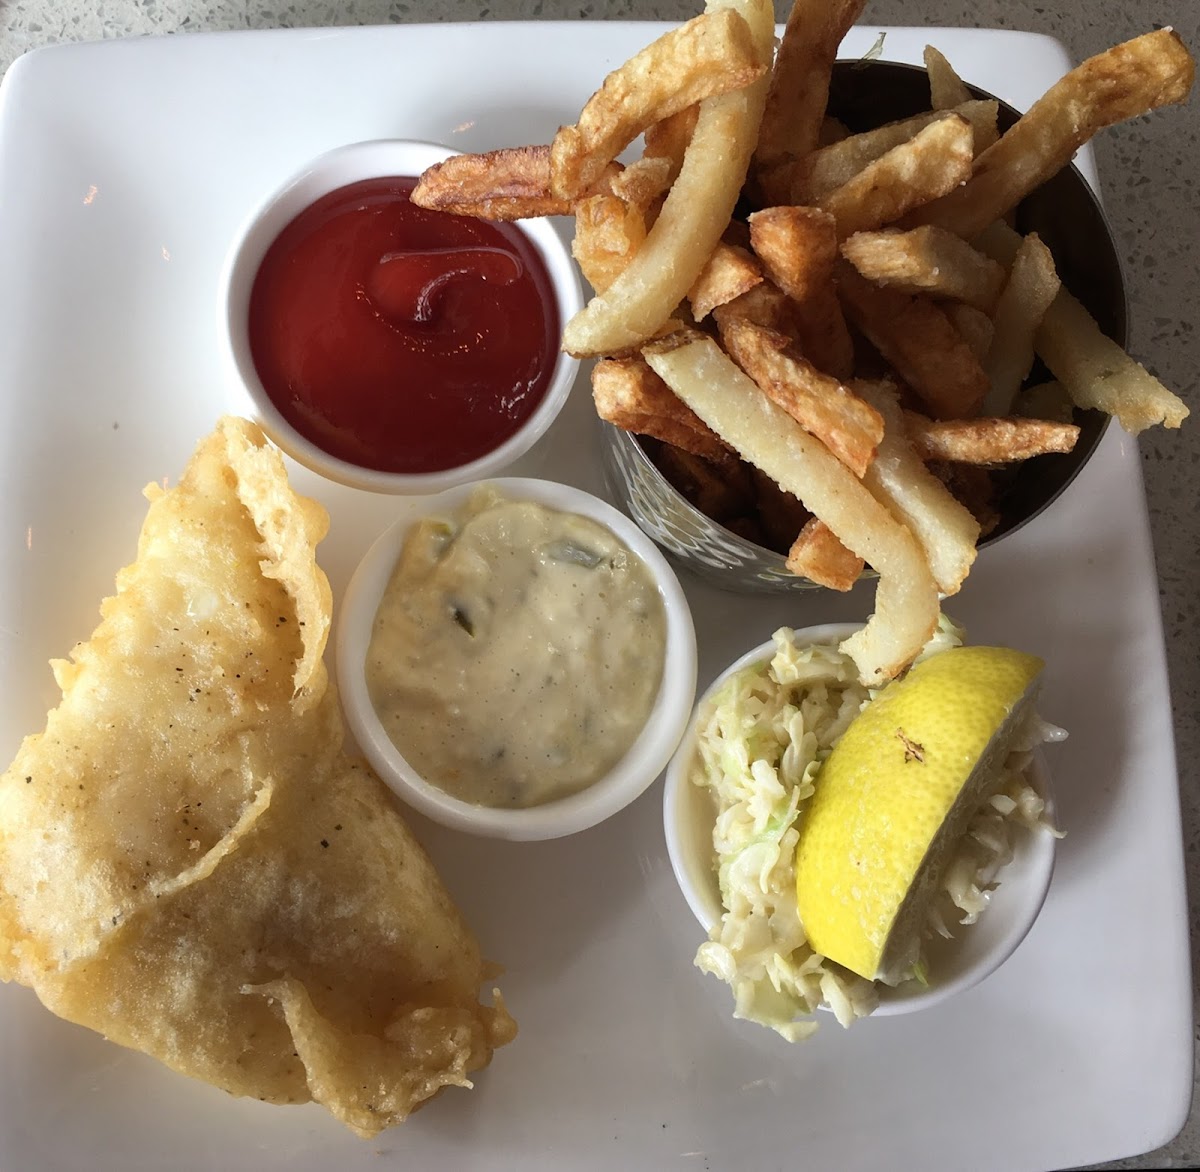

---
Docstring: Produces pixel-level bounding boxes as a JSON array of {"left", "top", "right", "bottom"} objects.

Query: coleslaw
[{"left": 690, "top": 616, "right": 1064, "bottom": 1041}]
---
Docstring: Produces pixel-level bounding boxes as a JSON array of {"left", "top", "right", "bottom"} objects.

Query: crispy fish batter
[{"left": 0, "top": 417, "right": 514, "bottom": 1137}]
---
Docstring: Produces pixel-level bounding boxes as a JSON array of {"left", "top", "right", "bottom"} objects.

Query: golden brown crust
[{"left": 0, "top": 417, "right": 514, "bottom": 1137}]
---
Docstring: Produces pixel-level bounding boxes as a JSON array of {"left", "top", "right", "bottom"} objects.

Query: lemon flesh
[{"left": 794, "top": 645, "right": 1044, "bottom": 984}]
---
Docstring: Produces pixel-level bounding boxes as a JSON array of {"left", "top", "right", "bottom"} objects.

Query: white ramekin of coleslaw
[{"left": 663, "top": 617, "right": 1064, "bottom": 1040}]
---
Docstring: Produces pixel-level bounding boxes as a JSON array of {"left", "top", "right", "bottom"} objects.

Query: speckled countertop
[{"left": 0, "top": 0, "right": 1195, "bottom": 1168}]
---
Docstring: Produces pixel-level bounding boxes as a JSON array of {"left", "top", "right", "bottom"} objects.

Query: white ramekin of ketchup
[{"left": 220, "top": 139, "right": 583, "bottom": 493}]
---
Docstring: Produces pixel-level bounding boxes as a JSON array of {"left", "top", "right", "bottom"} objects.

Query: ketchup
[{"left": 248, "top": 177, "right": 560, "bottom": 474}]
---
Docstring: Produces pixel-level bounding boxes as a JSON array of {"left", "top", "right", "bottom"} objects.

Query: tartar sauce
[{"left": 365, "top": 488, "right": 667, "bottom": 808}]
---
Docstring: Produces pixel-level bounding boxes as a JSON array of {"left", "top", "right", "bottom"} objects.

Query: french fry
[
  {"left": 753, "top": 0, "right": 868, "bottom": 179},
  {"left": 748, "top": 206, "right": 839, "bottom": 303},
  {"left": 944, "top": 302, "right": 995, "bottom": 363},
  {"left": 1037, "top": 294, "right": 1190, "bottom": 432},
  {"left": 856, "top": 381, "right": 980, "bottom": 595},
  {"left": 560, "top": 0, "right": 774, "bottom": 357},
  {"left": 841, "top": 225, "right": 1007, "bottom": 312},
  {"left": 413, "top": 16, "right": 1194, "bottom": 687},
  {"left": 928, "top": 460, "right": 1002, "bottom": 535},
  {"left": 977, "top": 221, "right": 1190, "bottom": 432},
  {"left": 717, "top": 316, "right": 883, "bottom": 476},
  {"left": 818, "top": 116, "right": 851, "bottom": 146},
  {"left": 410, "top": 145, "right": 575, "bottom": 220},
  {"left": 549, "top": 7, "right": 768, "bottom": 200},
  {"left": 817, "top": 115, "right": 975, "bottom": 239},
  {"left": 1014, "top": 379, "right": 1075, "bottom": 424},
  {"left": 688, "top": 242, "right": 764, "bottom": 320},
  {"left": 924, "top": 45, "right": 973, "bottom": 109},
  {"left": 912, "top": 30, "right": 1196, "bottom": 238},
  {"left": 902, "top": 412, "right": 1081, "bottom": 463},
  {"left": 747, "top": 206, "right": 855, "bottom": 378},
  {"left": 981, "top": 232, "right": 1061, "bottom": 415},
  {"left": 643, "top": 329, "right": 940, "bottom": 686},
  {"left": 837, "top": 265, "right": 990, "bottom": 418},
  {"left": 571, "top": 192, "right": 649, "bottom": 294},
  {"left": 592, "top": 356, "right": 732, "bottom": 463},
  {"left": 786, "top": 518, "right": 864, "bottom": 591},
  {"left": 608, "top": 156, "right": 675, "bottom": 213},
  {"left": 792, "top": 101, "right": 1001, "bottom": 203},
  {"left": 711, "top": 281, "right": 795, "bottom": 334},
  {"left": 790, "top": 290, "right": 857, "bottom": 383},
  {"left": 644, "top": 104, "right": 700, "bottom": 170}
]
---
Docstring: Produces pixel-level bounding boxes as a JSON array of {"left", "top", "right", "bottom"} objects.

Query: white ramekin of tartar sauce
[{"left": 336, "top": 477, "right": 698, "bottom": 840}]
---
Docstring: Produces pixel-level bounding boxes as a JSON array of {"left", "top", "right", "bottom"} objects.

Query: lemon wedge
[{"left": 794, "top": 645, "right": 1044, "bottom": 984}]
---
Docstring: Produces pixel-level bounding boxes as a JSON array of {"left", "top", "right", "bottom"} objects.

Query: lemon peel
[{"left": 794, "top": 645, "right": 1044, "bottom": 984}]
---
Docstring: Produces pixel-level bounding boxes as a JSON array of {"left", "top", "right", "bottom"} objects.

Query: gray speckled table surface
[{"left": 0, "top": 1, "right": 1195, "bottom": 1169}]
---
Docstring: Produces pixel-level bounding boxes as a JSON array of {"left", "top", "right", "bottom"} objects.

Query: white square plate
[{"left": 0, "top": 22, "right": 1190, "bottom": 1172}]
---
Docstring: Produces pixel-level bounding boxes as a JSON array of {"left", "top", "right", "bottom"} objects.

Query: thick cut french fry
[
  {"left": 818, "top": 116, "right": 851, "bottom": 146},
  {"left": 856, "top": 381, "right": 980, "bottom": 595},
  {"left": 717, "top": 316, "right": 883, "bottom": 476},
  {"left": 1036, "top": 294, "right": 1190, "bottom": 432},
  {"left": 593, "top": 356, "right": 731, "bottom": 463},
  {"left": 981, "top": 232, "right": 1061, "bottom": 416},
  {"left": 913, "top": 29, "right": 1196, "bottom": 238},
  {"left": 944, "top": 302, "right": 995, "bottom": 363},
  {"left": 747, "top": 206, "right": 855, "bottom": 378},
  {"left": 977, "top": 221, "right": 1190, "bottom": 432},
  {"left": 841, "top": 225, "right": 1007, "bottom": 312},
  {"left": 688, "top": 242, "right": 763, "bottom": 320},
  {"left": 786, "top": 518, "right": 864, "bottom": 591},
  {"left": 605, "top": 410, "right": 720, "bottom": 458},
  {"left": 407, "top": 18, "right": 1195, "bottom": 692},
  {"left": 748, "top": 206, "right": 839, "bottom": 304},
  {"left": 790, "top": 290, "right": 857, "bottom": 383},
  {"left": 643, "top": 330, "right": 939, "bottom": 686},
  {"left": 792, "top": 101, "right": 1000, "bottom": 203},
  {"left": 711, "top": 281, "right": 794, "bottom": 334},
  {"left": 902, "top": 411, "right": 1081, "bottom": 463},
  {"left": 1014, "top": 379, "right": 1075, "bottom": 424},
  {"left": 411, "top": 145, "right": 574, "bottom": 220},
  {"left": 608, "top": 156, "right": 675, "bottom": 213},
  {"left": 644, "top": 104, "right": 700, "bottom": 169},
  {"left": 561, "top": 0, "right": 774, "bottom": 357},
  {"left": 550, "top": 7, "right": 767, "bottom": 200},
  {"left": 571, "top": 192, "right": 649, "bottom": 294},
  {"left": 752, "top": 0, "right": 867, "bottom": 179},
  {"left": 817, "top": 116, "right": 975, "bottom": 239},
  {"left": 924, "top": 45, "right": 973, "bottom": 109},
  {"left": 837, "top": 265, "right": 990, "bottom": 418},
  {"left": 928, "top": 460, "right": 1002, "bottom": 536}
]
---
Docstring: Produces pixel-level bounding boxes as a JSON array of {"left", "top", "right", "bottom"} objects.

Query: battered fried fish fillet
[{"left": 0, "top": 416, "right": 515, "bottom": 1137}]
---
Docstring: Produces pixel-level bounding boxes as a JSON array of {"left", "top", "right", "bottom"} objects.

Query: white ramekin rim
[
  {"left": 663, "top": 622, "right": 1058, "bottom": 1017},
  {"left": 219, "top": 138, "right": 584, "bottom": 494},
  {"left": 336, "top": 476, "right": 698, "bottom": 841}
]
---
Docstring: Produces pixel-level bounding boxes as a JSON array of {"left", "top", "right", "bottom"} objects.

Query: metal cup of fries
[
  {"left": 411, "top": 1, "right": 1192, "bottom": 686},
  {"left": 599, "top": 58, "right": 1129, "bottom": 594}
]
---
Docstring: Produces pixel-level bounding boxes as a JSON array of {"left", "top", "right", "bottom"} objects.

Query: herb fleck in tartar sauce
[{"left": 365, "top": 488, "right": 667, "bottom": 808}]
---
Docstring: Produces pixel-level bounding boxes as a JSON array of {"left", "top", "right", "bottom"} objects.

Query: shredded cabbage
[{"left": 690, "top": 617, "right": 1063, "bottom": 1040}]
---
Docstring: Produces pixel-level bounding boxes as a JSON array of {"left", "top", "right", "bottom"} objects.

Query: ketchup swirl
[{"left": 248, "top": 177, "right": 560, "bottom": 474}]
